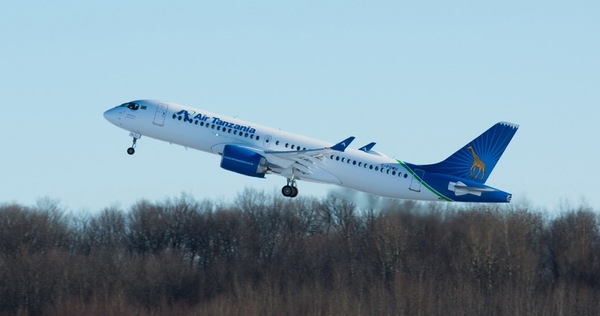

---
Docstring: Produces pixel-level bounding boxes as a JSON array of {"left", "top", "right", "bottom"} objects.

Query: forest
[{"left": 0, "top": 189, "right": 599, "bottom": 315}]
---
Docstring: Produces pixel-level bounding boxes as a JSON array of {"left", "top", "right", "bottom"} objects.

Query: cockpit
[
  {"left": 105, "top": 101, "right": 148, "bottom": 127},
  {"left": 119, "top": 102, "right": 141, "bottom": 110}
]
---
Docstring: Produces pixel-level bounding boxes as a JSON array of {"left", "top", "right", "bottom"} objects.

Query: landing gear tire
[
  {"left": 282, "top": 185, "right": 299, "bottom": 198},
  {"left": 282, "top": 185, "right": 293, "bottom": 197},
  {"left": 127, "top": 134, "right": 139, "bottom": 155}
]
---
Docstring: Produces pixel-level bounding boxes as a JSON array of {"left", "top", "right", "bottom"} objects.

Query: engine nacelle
[{"left": 220, "top": 145, "right": 268, "bottom": 178}]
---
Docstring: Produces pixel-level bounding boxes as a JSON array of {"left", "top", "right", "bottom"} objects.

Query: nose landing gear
[
  {"left": 127, "top": 132, "right": 141, "bottom": 155},
  {"left": 127, "top": 139, "right": 136, "bottom": 155}
]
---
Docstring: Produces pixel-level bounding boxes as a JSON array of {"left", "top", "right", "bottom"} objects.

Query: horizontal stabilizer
[
  {"left": 329, "top": 136, "right": 355, "bottom": 152},
  {"left": 448, "top": 181, "right": 496, "bottom": 196}
]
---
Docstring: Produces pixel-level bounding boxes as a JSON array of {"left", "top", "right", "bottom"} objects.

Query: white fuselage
[{"left": 104, "top": 100, "right": 442, "bottom": 201}]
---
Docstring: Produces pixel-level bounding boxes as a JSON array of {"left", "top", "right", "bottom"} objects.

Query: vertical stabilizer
[{"left": 416, "top": 122, "right": 518, "bottom": 184}]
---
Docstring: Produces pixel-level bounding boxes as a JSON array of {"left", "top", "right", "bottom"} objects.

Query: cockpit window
[{"left": 120, "top": 102, "right": 140, "bottom": 110}]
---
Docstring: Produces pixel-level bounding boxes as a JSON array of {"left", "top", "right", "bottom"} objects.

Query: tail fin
[{"left": 417, "top": 122, "right": 518, "bottom": 184}]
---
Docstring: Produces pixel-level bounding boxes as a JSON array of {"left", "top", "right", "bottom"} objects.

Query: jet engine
[{"left": 220, "top": 145, "right": 268, "bottom": 178}]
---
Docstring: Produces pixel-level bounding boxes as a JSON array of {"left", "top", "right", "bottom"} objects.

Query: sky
[{"left": 1, "top": 1, "right": 599, "bottom": 213}]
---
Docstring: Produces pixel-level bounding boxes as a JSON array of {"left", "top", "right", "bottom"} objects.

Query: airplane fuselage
[{"left": 104, "top": 100, "right": 517, "bottom": 203}]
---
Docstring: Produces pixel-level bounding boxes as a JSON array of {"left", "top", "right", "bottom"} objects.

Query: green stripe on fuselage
[{"left": 396, "top": 160, "right": 453, "bottom": 202}]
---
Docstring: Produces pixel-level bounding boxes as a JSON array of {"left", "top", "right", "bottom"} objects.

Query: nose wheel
[
  {"left": 127, "top": 132, "right": 141, "bottom": 155},
  {"left": 127, "top": 137, "right": 137, "bottom": 155},
  {"left": 282, "top": 179, "right": 299, "bottom": 198}
]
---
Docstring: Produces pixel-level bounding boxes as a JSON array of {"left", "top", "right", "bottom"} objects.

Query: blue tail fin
[{"left": 417, "top": 122, "right": 518, "bottom": 184}]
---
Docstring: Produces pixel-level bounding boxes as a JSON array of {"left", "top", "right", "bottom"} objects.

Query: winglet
[
  {"left": 329, "top": 136, "right": 355, "bottom": 152},
  {"left": 358, "top": 142, "right": 376, "bottom": 152}
]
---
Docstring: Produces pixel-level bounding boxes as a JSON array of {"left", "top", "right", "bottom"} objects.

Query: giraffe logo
[{"left": 467, "top": 145, "right": 486, "bottom": 181}]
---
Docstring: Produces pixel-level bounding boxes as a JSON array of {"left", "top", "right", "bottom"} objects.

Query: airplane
[{"left": 104, "top": 100, "right": 519, "bottom": 202}]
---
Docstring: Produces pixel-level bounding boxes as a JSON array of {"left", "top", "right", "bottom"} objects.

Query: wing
[{"left": 263, "top": 136, "right": 355, "bottom": 182}]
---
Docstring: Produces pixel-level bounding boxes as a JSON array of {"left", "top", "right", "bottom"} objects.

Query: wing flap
[{"left": 263, "top": 136, "right": 353, "bottom": 182}]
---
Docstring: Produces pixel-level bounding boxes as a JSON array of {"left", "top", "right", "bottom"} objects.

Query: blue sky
[{"left": 1, "top": 1, "right": 598, "bottom": 213}]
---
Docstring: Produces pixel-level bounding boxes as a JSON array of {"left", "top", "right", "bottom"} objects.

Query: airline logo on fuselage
[{"left": 175, "top": 110, "right": 256, "bottom": 134}]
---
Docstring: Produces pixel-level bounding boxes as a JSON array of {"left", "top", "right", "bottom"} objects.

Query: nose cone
[{"left": 103, "top": 107, "right": 122, "bottom": 126}]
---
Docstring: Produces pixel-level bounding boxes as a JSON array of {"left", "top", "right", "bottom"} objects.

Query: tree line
[{"left": 0, "top": 190, "right": 599, "bottom": 315}]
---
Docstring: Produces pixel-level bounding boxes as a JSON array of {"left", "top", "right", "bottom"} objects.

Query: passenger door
[
  {"left": 410, "top": 169, "right": 425, "bottom": 192},
  {"left": 153, "top": 103, "right": 168, "bottom": 126}
]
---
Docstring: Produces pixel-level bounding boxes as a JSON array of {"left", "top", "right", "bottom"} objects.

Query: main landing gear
[
  {"left": 281, "top": 179, "right": 299, "bottom": 198},
  {"left": 127, "top": 132, "right": 141, "bottom": 155}
]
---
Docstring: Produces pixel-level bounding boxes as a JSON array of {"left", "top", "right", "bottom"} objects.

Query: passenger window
[
  {"left": 256, "top": 136, "right": 260, "bottom": 141},
  {"left": 336, "top": 156, "right": 340, "bottom": 161}
]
